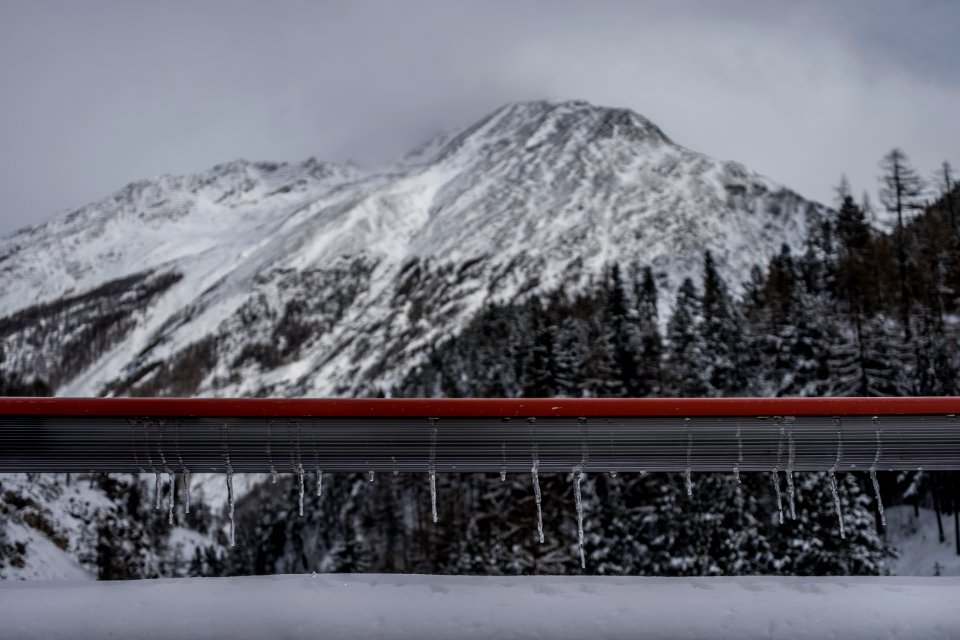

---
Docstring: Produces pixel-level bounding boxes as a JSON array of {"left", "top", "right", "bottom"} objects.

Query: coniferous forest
[
  {"left": 205, "top": 151, "right": 960, "bottom": 578},
  {"left": 5, "top": 150, "right": 960, "bottom": 579}
]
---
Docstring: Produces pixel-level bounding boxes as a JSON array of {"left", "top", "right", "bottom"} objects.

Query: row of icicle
[{"left": 143, "top": 416, "right": 889, "bottom": 568}]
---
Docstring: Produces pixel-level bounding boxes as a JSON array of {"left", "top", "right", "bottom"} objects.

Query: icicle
[
  {"left": 871, "top": 416, "right": 885, "bottom": 527},
  {"left": 771, "top": 469, "right": 784, "bottom": 525},
  {"left": 222, "top": 423, "right": 236, "bottom": 547},
  {"left": 368, "top": 470, "right": 375, "bottom": 483},
  {"left": 297, "top": 465, "right": 305, "bottom": 517},
  {"left": 267, "top": 420, "right": 277, "bottom": 482},
  {"left": 391, "top": 457, "right": 399, "bottom": 476},
  {"left": 142, "top": 418, "right": 155, "bottom": 472},
  {"left": 128, "top": 418, "right": 145, "bottom": 473},
  {"left": 578, "top": 416, "right": 589, "bottom": 471},
  {"left": 500, "top": 442, "right": 507, "bottom": 481},
  {"left": 174, "top": 420, "right": 189, "bottom": 515},
  {"left": 429, "top": 417, "right": 439, "bottom": 522},
  {"left": 316, "top": 470, "right": 323, "bottom": 497},
  {"left": 429, "top": 469, "right": 438, "bottom": 523},
  {"left": 183, "top": 470, "right": 191, "bottom": 515},
  {"left": 774, "top": 416, "right": 784, "bottom": 468},
  {"left": 733, "top": 422, "right": 743, "bottom": 483},
  {"left": 500, "top": 418, "right": 510, "bottom": 481},
  {"left": 528, "top": 417, "right": 544, "bottom": 543},
  {"left": 828, "top": 469, "right": 845, "bottom": 539},
  {"left": 156, "top": 419, "right": 170, "bottom": 476},
  {"left": 167, "top": 473, "right": 175, "bottom": 526},
  {"left": 784, "top": 473, "right": 796, "bottom": 520},
  {"left": 573, "top": 468, "right": 585, "bottom": 569},
  {"left": 684, "top": 418, "right": 693, "bottom": 496},
  {"left": 532, "top": 458, "right": 544, "bottom": 544},
  {"left": 869, "top": 467, "right": 885, "bottom": 527},
  {"left": 785, "top": 416, "right": 796, "bottom": 520},
  {"left": 226, "top": 469, "right": 235, "bottom": 547},
  {"left": 609, "top": 471, "right": 618, "bottom": 478},
  {"left": 832, "top": 416, "right": 843, "bottom": 470},
  {"left": 154, "top": 471, "right": 162, "bottom": 510}
]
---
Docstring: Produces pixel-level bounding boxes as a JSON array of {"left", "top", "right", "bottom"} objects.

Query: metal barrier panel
[{"left": 2, "top": 397, "right": 959, "bottom": 473}]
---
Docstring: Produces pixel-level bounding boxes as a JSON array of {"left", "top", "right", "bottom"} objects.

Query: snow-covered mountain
[{"left": 0, "top": 100, "right": 826, "bottom": 399}]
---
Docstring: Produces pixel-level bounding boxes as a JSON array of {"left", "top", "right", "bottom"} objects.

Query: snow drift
[{"left": 1, "top": 574, "right": 957, "bottom": 640}]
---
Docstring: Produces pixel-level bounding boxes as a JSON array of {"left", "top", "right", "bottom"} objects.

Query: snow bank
[{"left": 1, "top": 574, "right": 957, "bottom": 639}]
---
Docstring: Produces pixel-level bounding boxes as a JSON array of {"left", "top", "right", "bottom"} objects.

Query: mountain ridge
[{"left": 0, "top": 100, "right": 828, "bottom": 398}]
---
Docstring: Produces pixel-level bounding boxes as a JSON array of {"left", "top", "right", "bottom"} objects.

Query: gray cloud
[{"left": 1, "top": 0, "right": 958, "bottom": 235}]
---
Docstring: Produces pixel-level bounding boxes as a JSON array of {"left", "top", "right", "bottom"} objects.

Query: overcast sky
[{"left": 1, "top": 0, "right": 958, "bottom": 235}]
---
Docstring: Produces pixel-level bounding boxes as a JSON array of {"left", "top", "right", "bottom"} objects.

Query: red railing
[{"left": 1, "top": 396, "right": 959, "bottom": 417}]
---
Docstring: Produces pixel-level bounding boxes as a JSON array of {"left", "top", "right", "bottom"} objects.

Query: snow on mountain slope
[
  {"left": 0, "top": 100, "right": 827, "bottom": 398},
  {"left": 0, "top": 158, "right": 361, "bottom": 318}
]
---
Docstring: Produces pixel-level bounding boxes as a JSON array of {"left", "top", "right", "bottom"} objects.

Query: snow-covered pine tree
[
  {"left": 665, "top": 278, "right": 707, "bottom": 397},
  {"left": 746, "top": 245, "right": 831, "bottom": 397},
  {"left": 620, "top": 264, "right": 663, "bottom": 397},
  {"left": 827, "top": 312, "right": 912, "bottom": 397},
  {"left": 552, "top": 316, "right": 592, "bottom": 397},
  {"left": 700, "top": 251, "right": 749, "bottom": 396},
  {"left": 772, "top": 472, "right": 893, "bottom": 576}
]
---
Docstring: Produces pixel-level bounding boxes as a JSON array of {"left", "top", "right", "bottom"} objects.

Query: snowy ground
[
  {"left": 1, "top": 574, "right": 958, "bottom": 640},
  {"left": 887, "top": 505, "right": 960, "bottom": 576}
]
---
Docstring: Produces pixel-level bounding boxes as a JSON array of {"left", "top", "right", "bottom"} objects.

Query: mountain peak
[
  {"left": 491, "top": 100, "right": 672, "bottom": 144},
  {"left": 429, "top": 100, "right": 673, "bottom": 166}
]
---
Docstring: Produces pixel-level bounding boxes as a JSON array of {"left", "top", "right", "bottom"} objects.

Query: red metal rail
[{"left": 2, "top": 396, "right": 959, "bottom": 417}]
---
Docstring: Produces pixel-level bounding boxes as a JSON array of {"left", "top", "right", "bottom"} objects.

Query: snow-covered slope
[
  {"left": 0, "top": 100, "right": 826, "bottom": 398},
  {"left": 887, "top": 506, "right": 960, "bottom": 577},
  {"left": 0, "top": 473, "right": 209, "bottom": 580}
]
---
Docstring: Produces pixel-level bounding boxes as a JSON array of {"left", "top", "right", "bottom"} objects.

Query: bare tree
[
  {"left": 878, "top": 149, "right": 925, "bottom": 340},
  {"left": 932, "top": 161, "right": 957, "bottom": 237}
]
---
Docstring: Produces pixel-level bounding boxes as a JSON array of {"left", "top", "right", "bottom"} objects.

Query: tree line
[
  {"left": 215, "top": 150, "right": 959, "bottom": 577},
  {"left": 4, "top": 149, "right": 959, "bottom": 578}
]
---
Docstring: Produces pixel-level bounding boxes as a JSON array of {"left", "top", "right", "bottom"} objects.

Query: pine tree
[
  {"left": 632, "top": 266, "right": 664, "bottom": 396},
  {"left": 665, "top": 278, "right": 707, "bottom": 396},
  {"left": 520, "top": 300, "right": 557, "bottom": 397},
  {"left": 700, "top": 252, "right": 747, "bottom": 396},
  {"left": 634, "top": 472, "right": 775, "bottom": 576},
  {"left": 747, "top": 245, "right": 830, "bottom": 397},
  {"left": 552, "top": 316, "right": 592, "bottom": 397},
  {"left": 773, "top": 472, "right": 892, "bottom": 576},
  {"left": 836, "top": 195, "right": 870, "bottom": 252},
  {"left": 828, "top": 312, "right": 911, "bottom": 397}
]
